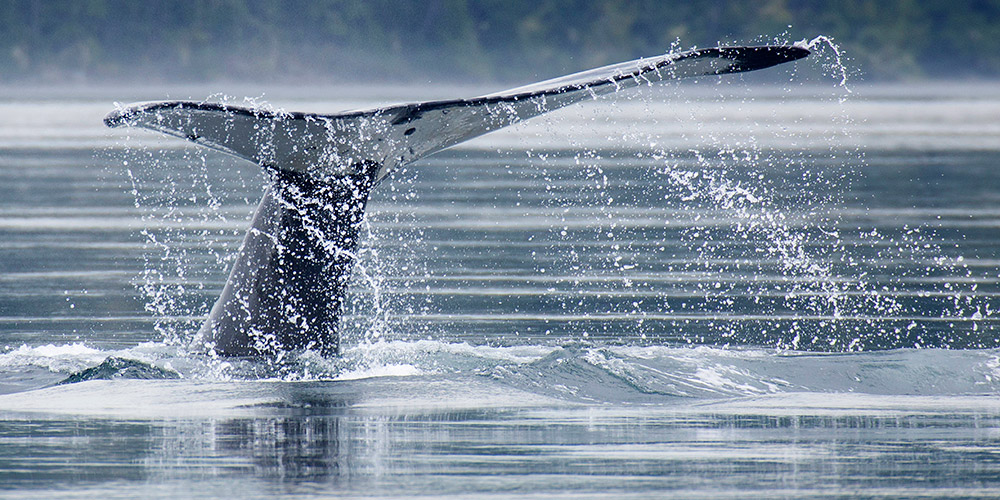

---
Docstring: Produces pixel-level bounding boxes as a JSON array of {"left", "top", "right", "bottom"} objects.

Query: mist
[{"left": 2, "top": 0, "right": 999, "bottom": 86}]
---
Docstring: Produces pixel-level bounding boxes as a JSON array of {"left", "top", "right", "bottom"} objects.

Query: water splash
[
  {"left": 114, "top": 96, "right": 422, "bottom": 363},
  {"left": 109, "top": 39, "right": 997, "bottom": 376},
  {"left": 798, "top": 35, "right": 853, "bottom": 94},
  {"left": 522, "top": 36, "right": 995, "bottom": 351},
  {"left": 117, "top": 138, "right": 243, "bottom": 350}
]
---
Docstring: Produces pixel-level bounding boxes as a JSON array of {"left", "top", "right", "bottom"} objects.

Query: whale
[{"left": 105, "top": 45, "right": 809, "bottom": 357}]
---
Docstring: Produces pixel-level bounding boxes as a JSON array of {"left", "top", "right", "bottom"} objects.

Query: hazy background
[{"left": 1, "top": 0, "right": 998, "bottom": 85}]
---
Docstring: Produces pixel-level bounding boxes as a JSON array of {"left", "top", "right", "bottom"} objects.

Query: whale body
[{"left": 105, "top": 45, "right": 809, "bottom": 357}]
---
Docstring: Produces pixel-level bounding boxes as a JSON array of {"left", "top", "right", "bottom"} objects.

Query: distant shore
[{"left": 2, "top": 1, "right": 999, "bottom": 84}]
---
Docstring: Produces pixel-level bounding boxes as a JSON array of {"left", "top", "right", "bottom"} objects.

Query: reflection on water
[{"left": 3, "top": 403, "right": 1000, "bottom": 498}]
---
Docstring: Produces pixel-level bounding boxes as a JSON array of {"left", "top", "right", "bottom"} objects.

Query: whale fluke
[{"left": 106, "top": 45, "right": 809, "bottom": 357}]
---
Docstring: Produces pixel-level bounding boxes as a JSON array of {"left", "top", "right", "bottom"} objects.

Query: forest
[{"left": 1, "top": 0, "right": 998, "bottom": 83}]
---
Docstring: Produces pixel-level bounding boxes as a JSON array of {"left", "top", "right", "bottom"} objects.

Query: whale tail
[{"left": 105, "top": 45, "right": 809, "bottom": 357}]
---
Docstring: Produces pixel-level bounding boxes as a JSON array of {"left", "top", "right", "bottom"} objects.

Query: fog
[{"left": 2, "top": 0, "right": 999, "bottom": 86}]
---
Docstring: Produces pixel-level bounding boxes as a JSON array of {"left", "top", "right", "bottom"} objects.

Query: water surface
[{"left": 0, "top": 82, "right": 998, "bottom": 498}]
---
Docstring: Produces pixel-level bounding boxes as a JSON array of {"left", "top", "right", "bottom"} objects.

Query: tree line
[{"left": 1, "top": 0, "right": 997, "bottom": 83}]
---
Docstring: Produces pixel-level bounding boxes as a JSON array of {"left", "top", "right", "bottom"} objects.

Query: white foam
[
  {"left": 344, "top": 339, "right": 556, "bottom": 365},
  {"left": 334, "top": 363, "right": 423, "bottom": 381},
  {"left": 0, "top": 343, "right": 108, "bottom": 372}
]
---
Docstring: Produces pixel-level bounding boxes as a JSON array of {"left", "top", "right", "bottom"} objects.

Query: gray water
[{"left": 1, "top": 81, "right": 999, "bottom": 498}]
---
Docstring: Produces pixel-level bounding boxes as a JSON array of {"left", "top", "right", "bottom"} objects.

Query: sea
[{"left": 0, "top": 70, "right": 999, "bottom": 498}]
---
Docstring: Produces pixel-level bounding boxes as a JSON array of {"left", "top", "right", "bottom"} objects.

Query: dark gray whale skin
[
  {"left": 200, "top": 163, "right": 380, "bottom": 357},
  {"left": 105, "top": 45, "right": 809, "bottom": 358}
]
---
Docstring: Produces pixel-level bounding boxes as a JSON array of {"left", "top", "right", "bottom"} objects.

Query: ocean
[{"left": 0, "top": 79, "right": 998, "bottom": 498}]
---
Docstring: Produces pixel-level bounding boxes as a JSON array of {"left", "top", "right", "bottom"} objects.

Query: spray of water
[
  {"left": 110, "top": 37, "right": 996, "bottom": 385},
  {"left": 524, "top": 36, "right": 994, "bottom": 351}
]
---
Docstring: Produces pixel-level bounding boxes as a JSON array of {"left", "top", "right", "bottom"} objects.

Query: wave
[{"left": 3, "top": 340, "right": 999, "bottom": 403}]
